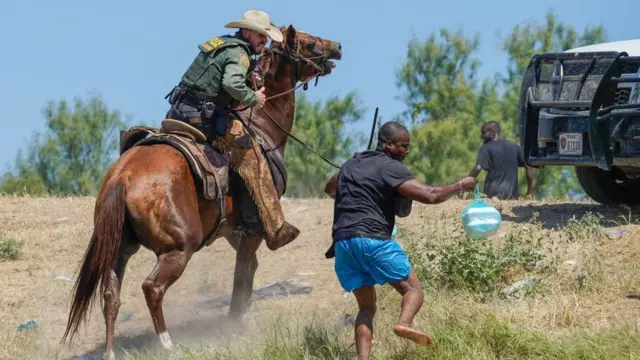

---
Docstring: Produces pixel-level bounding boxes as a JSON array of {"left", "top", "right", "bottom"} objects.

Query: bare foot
[{"left": 393, "top": 324, "right": 433, "bottom": 346}]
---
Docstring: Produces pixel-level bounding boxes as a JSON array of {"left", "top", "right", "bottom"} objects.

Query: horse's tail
[{"left": 61, "top": 179, "right": 127, "bottom": 343}]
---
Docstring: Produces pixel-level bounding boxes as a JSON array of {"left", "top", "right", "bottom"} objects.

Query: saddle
[
  {"left": 119, "top": 119, "right": 229, "bottom": 202},
  {"left": 119, "top": 118, "right": 289, "bottom": 202}
]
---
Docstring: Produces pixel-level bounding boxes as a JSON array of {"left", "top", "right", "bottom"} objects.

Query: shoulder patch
[
  {"left": 198, "top": 37, "right": 225, "bottom": 52},
  {"left": 239, "top": 52, "right": 250, "bottom": 69}
]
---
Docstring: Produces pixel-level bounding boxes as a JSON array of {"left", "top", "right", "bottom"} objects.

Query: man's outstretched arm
[{"left": 397, "top": 177, "right": 476, "bottom": 205}]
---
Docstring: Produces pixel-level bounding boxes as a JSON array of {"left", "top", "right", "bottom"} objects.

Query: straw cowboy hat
[{"left": 225, "top": 10, "right": 283, "bottom": 43}]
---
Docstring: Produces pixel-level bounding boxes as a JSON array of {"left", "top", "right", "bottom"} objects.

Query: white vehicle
[{"left": 518, "top": 39, "right": 640, "bottom": 204}]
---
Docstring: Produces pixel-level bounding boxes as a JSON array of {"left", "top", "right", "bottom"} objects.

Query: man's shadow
[
  {"left": 500, "top": 202, "right": 639, "bottom": 230},
  {"left": 73, "top": 314, "right": 247, "bottom": 359}
]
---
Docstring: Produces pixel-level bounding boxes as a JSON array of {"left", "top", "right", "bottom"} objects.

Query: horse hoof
[{"left": 159, "top": 331, "right": 174, "bottom": 350}]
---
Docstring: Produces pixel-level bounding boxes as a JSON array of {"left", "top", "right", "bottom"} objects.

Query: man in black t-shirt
[
  {"left": 324, "top": 121, "right": 477, "bottom": 359},
  {"left": 468, "top": 121, "right": 534, "bottom": 199}
]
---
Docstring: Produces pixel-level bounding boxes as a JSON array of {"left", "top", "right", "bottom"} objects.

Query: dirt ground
[
  {"left": 0, "top": 196, "right": 349, "bottom": 359},
  {"left": 0, "top": 195, "right": 639, "bottom": 359}
]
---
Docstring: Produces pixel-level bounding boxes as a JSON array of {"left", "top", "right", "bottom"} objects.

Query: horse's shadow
[
  {"left": 501, "top": 202, "right": 640, "bottom": 230},
  {"left": 73, "top": 313, "right": 246, "bottom": 359}
]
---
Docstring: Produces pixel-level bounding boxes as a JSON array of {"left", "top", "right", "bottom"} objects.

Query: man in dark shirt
[
  {"left": 324, "top": 121, "right": 477, "bottom": 360},
  {"left": 469, "top": 121, "right": 534, "bottom": 199}
]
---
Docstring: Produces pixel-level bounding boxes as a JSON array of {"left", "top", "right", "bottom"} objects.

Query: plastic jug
[{"left": 461, "top": 185, "right": 502, "bottom": 239}]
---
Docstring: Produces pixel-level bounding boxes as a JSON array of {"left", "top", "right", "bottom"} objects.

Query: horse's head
[{"left": 257, "top": 24, "right": 342, "bottom": 85}]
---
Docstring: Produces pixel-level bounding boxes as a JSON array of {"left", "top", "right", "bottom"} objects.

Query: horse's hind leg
[
  {"left": 142, "top": 248, "right": 193, "bottom": 350},
  {"left": 226, "top": 234, "right": 262, "bottom": 320},
  {"left": 103, "top": 229, "right": 140, "bottom": 360}
]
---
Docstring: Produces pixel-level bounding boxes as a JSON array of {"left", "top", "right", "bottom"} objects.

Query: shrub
[
  {"left": 405, "top": 219, "right": 549, "bottom": 298},
  {"left": 0, "top": 237, "right": 23, "bottom": 261}
]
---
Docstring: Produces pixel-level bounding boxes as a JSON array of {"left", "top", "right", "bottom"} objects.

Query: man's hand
[
  {"left": 255, "top": 87, "right": 266, "bottom": 108},
  {"left": 458, "top": 176, "right": 477, "bottom": 191}
]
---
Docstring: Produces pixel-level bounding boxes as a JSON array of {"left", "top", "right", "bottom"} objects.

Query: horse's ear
[{"left": 286, "top": 24, "right": 296, "bottom": 46}]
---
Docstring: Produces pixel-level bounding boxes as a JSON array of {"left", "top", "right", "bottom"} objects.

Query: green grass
[
  {"left": 0, "top": 237, "right": 23, "bottom": 261},
  {"left": 106, "top": 210, "right": 640, "bottom": 360},
  {"left": 103, "top": 305, "right": 640, "bottom": 360},
  {"left": 4, "top": 204, "right": 640, "bottom": 360}
]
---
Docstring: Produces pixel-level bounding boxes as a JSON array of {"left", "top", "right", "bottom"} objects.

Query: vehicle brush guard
[{"left": 520, "top": 51, "right": 640, "bottom": 171}]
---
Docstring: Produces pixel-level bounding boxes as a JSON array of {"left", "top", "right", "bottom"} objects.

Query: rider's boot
[{"left": 219, "top": 118, "right": 300, "bottom": 250}]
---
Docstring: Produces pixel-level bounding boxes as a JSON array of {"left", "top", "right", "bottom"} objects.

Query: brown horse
[{"left": 61, "top": 25, "right": 342, "bottom": 360}]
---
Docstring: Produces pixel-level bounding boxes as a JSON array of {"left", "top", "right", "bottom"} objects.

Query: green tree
[
  {"left": 405, "top": 81, "right": 504, "bottom": 185},
  {"left": 396, "top": 29, "right": 483, "bottom": 125},
  {"left": 0, "top": 93, "right": 128, "bottom": 195},
  {"left": 395, "top": 28, "right": 501, "bottom": 185},
  {"left": 284, "top": 91, "right": 366, "bottom": 198},
  {"left": 394, "top": 13, "right": 608, "bottom": 199},
  {"left": 498, "top": 10, "right": 607, "bottom": 198}
]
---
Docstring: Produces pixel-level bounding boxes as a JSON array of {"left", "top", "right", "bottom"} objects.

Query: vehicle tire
[{"left": 575, "top": 166, "right": 640, "bottom": 205}]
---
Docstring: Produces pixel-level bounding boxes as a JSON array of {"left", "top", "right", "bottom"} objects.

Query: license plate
[{"left": 558, "top": 133, "right": 583, "bottom": 155}]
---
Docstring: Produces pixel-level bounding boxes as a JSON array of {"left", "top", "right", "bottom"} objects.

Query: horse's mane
[{"left": 255, "top": 26, "right": 296, "bottom": 80}]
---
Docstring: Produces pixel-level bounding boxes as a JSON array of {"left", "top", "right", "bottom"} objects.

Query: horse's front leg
[{"left": 226, "top": 234, "right": 262, "bottom": 319}]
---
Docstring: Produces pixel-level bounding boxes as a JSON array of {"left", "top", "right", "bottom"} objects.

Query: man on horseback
[{"left": 164, "top": 10, "right": 300, "bottom": 250}]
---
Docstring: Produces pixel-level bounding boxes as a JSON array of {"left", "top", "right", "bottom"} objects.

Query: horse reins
[{"left": 240, "top": 36, "right": 342, "bottom": 169}]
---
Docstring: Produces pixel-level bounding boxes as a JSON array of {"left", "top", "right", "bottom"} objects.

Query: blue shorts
[{"left": 334, "top": 237, "right": 411, "bottom": 292}]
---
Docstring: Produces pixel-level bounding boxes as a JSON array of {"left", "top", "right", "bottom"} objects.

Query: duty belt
[{"left": 175, "top": 84, "right": 217, "bottom": 108}]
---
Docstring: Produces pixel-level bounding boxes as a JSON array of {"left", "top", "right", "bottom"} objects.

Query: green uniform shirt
[{"left": 180, "top": 33, "right": 258, "bottom": 108}]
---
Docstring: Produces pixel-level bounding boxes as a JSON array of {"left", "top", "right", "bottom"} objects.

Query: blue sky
[{"left": 1, "top": 0, "right": 638, "bottom": 172}]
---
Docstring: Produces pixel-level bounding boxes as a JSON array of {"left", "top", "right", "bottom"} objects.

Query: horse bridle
[
  {"left": 257, "top": 34, "right": 331, "bottom": 98},
  {"left": 243, "top": 35, "right": 342, "bottom": 169}
]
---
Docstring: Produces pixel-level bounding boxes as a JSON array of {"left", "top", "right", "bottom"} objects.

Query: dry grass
[{"left": 1, "top": 194, "right": 640, "bottom": 359}]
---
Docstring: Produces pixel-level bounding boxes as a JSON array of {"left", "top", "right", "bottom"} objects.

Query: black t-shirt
[
  {"left": 476, "top": 139, "right": 526, "bottom": 199},
  {"left": 330, "top": 150, "right": 415, "bottom": 246}
]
